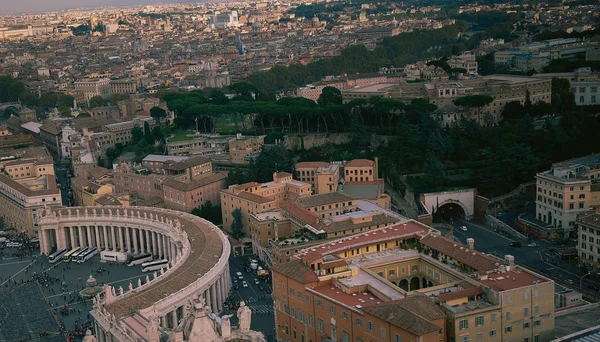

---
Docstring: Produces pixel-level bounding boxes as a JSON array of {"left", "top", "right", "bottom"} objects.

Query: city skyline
[{"left": 1, "top": 0, "right": 205, "bottom": 14}]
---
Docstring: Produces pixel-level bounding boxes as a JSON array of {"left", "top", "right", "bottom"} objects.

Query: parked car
[
  {"left": 527, "top": 243, "right": 537, "bottom": 247},
  {"left": 509, "top": 242, "right": 522, "bottom": 248},
  {"left": 460, "top": 226, "right": 468, "bottom": 232},
  {"left": 242, "top": 281, "right": 248, "bottom": 288},
  {"left": 254, "top": 279, "right": 260, "bottom": 285},
  {"left": 258, "top": 284, "right": 265, "bottom": 291}
]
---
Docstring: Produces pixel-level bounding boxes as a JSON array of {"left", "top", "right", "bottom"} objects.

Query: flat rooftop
[
  {"left": 344, "top": 83, "right": 397, "bottom": 93},
  {"left": 310, "top": 285, "right": 385, "bottom": 309},
  {"left": 479, "top": 267, "right": 548, "bottom": 291}
]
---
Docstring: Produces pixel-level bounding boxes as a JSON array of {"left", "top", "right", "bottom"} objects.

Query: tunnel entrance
[{"left": 438, "top": 202, "right": 466, "bottom": 220}]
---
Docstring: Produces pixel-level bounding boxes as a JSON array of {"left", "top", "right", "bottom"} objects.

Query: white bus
[
  {"left": 63, "top": 247, "right": 81, "bottom": 263},
  {"left": 100, "top": 250, "right": 127, "bottom": 263},
  {"left": 48, "top": 249, "right": 67, "bottom": 263},
  {"left": 71, "top": 247, "right": 88, "bottom": 262},
  {"left": 77, "top": 247, "right": 98, "bottom": 263},
  {"left": 141, "top": 259, "right": 168, "bottom": 272},
  {"left": 127, "top": 252, "right": 153, "bottom": 267}
]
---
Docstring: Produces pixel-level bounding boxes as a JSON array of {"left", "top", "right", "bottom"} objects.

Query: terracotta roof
[
  {"left": 280, "top": 202, "right": 321, "bottom": 226},
  {"left": 0, "top": 174, "right": 60, "bottom": 197},
  {"left": 162, "top": 173, "right": 227, "bottom": 192},
  {"left": 296, "top": 192, "right": 354, "bottom": 208},
  {"left": 298, "top": 221, "right": 430, "bottom": 263},
  {"left": 479, "top": 268, "right": 548, "bottom": 291},
  {"left": 236, "top": 191, "right": 273, "bottom": 204},
  {"left": 363, "top": 295, "right": 444, "bottom": 336},
  {"left": 233, "top": 182, "right": 260, "bottom": 190},
  {"left": 166, "top": 156, "right": 211, "bottom": 171},
  {"left": 88, "top": 166, "right": 112, "bottom": 180},
  {"left": 325, "top": 213, "right": 398, "bottom": 234},
  {"left": 272, "top": 259, "right": 319, "bottom": 284},
  {"left": 419, "top": 234, "right": 499, "bottom": 272},
  {"left": 95, "top": 194, "right": 122, "bottom": 206},
  {"left": 345, "top": 159, "right": 374, "bottom": 167},
  {"left": 436, "top": 287, "right": 483, "bottom": 302},
  {"left": 295, "top": 161, "right": 330, "bottom": 169}
]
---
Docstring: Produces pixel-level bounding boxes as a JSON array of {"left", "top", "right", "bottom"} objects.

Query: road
[
  {"left": 54, "top": 161, "right": 73, "bottom": 206},
  {"left": 226, "top": 255, "right": 275, "bottom": 341},
  {"left": 444, "top": 218, "right": 600, "bottom": 292}
]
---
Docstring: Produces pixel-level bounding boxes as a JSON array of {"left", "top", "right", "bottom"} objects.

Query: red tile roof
[
  {"left": 435, "top": 287, "right": 483, "bottom": 302},
  {"left": 297, "top": 221, "right": 430, "bottom": 263},
  {"left": 346, "top": 159, "right": 374, "bottom": 167},
  {"left": 272, "top": 259, "right": 319, "bottom": 284},
  {"left": 295, "top": 161, "right": 330, "bottom": 169},
  {"left": 235, "top": 191, "right": 273, "bottom": 204},
  {"left": 478, "top": 268, "right": 548, "bottom": 291},
  {"left": 419, "top": 234, "right": 499, "bottom": 272}
]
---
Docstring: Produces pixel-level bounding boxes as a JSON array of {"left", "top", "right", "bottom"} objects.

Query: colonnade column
[
  {"left": 102, "top": 226, "right": 109, "bottom": 250},
  {"left": 110, "top": 226, "right": 117, "bottom": 251},
  {"left": 138, "top": 228, "right": 144, "bottom": 254},
  {"left": 86, "top": 226, "right": 93, "bottom": 248},
  {"left": 125, "top": 227, "right": 132, "bottom": 253},
  {"left": 132, "top": 228, "right": 138, "bottom": 254},
  {"left": 145, "top": 230, "right": 151, "bottom": 256},
  {"left": 95, "top": 226, "right": 101, "bottom": 249},
  {"left": 216, "top": 278, "right": 223, "bottom": 312},
  {"left": 119, "top": 227, "right": 125, "bottom": 252},
  {"left": 167, "top": 240, "right": 172, "bottom": 263},
  {"left": 152, "top": 231, "right": 158, "bottom": 257},
  {"left": 210, "top": 283, "right": 217, "bottom": 313},
  {"left": 171, "top": 310, "right": 177, "bottom": 328},
  {"left": 78, "top": 226, "right": 84, "bottom": 247},
  {"left": 69, "top": 227, "right": 75, "bottom": 248}
]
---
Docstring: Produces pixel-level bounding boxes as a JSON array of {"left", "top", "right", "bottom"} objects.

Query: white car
[
  {"left": 460, "top": 226, "right": 468, "bottom": 232},
  {"left": 528, "top": 243, "right": 537, "bottom": 247},
  {"left": 242, "top": 281, "right": 248, "bottom": 288}
]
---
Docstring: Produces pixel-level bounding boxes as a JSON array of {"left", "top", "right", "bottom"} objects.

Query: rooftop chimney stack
[{"left": 467, "top": 238, "right": 474, "bottom": 250}]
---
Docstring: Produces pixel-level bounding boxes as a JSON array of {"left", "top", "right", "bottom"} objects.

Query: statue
[
  {"left": 137, "top": 279, "right": 142, "bottom": 287},
  {"left": 221, "top": 314, "right": 233, "bottom": 338},
  {"left": 119, "top": 286, "right": 123, "bottom": 296},
  {"left": 76, "top": 209, "right": 80, "bottom": 216},
  {"left": 44, "top": 206, "right": 53, "bottom": 217},
  {"left": 124, "top": 208, "right": 128, "bottom": 216},
  {"left": 128, "top": 282, "right": 133, "bottom": 291},
  {"left": 92, "top": 208, "right": 96, "bottom": 215},
  {"left": 144, "top": 212, "right": 148, "bottom": 219},
  {"left": 82, "top": 329, "right": 97, "bottom": 342},
  {"left": 237, "top": 300, "right": 252, "bottom": 333},
  {"left": 174, "top": 219, "right": 182, "bottom": 230}
]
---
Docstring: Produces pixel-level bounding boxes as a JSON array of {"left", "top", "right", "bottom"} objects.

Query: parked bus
[
  {"left": 127, "top": 252, "right": 153, "bottom": 267},
  {"left": 141, "top": 259, "right": 168, "bottom": 272},
  {"left": 77, "top": 247, "right": 98, "bottom": 263},
  {"left": 71, "top": 247, "right": 88, "bottom": 262},
  {"left": 100, "top": 250, "right": 127, "bottom": 263},
  {"left": 49, "top": 249, "right": 67, "bottom": 263},
  {"left": 63, "top": 247, "right": 81, "bottom": 263}
]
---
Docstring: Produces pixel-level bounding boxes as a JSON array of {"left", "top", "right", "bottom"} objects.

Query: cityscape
[{"left": 0, "top": 0, "right": 599, "bottom": 342}]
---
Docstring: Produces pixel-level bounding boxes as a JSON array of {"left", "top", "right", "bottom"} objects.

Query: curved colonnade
[{"left": 37, "top": 206, "right": 231, "bottom": 342}]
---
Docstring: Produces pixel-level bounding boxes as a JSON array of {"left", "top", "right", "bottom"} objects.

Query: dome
[{"left": 312, "top": 15, "right": 320, "bottom": 23}]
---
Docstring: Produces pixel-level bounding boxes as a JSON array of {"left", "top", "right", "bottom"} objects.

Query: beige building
[
  {"left": 110, "top": 79, "right": 138, "bottom": 94},
  {"left": 74, "top": 78, "right": 112, "bottom": 101},
  {"left": 0, "top": 147, "right": 61, "bottom": 236},
  {"left": 535, "top": 154, "right": 600, "bottom": 237},
  {"left": 228, "top": 134, "right": 265, "bottom": 164},
  {"left": 344, "top": 159, "right": 377, "bottom": 182},
  {"left": 220, "top": 172, "right": 312, "bottom": 235},
  {"left": 576, "top": 209, "right": 600, "bottom": 272},
  {"left": 295, "top": 161, "right": 340, "bottom": 194},
  {"left": 272, "top": 221, "right": 555, "bottom": 342}
]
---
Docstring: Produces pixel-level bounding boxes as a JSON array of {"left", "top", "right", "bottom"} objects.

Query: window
[
  {"left": 367, "top": 321, "right": 374, "bottom": 332},
  {"left": 505, "top": 326, "right": 512, "bottom": 333},
  {"left": 475, "top": 316, "right": 484, "bottom": 326},
  {"left": 388, "top": 269, "right": 395, "bottom": 276},
  {"left": 506, "top": 312, "right": 511, "bottom": 320},
  {"left": 290, "top": 307, "right": 295, "bottom": 318},
  {"left": 491, "top": 313, "right": 497, "bottom": 323},
  {"left": 490, "top": 330, "right": 496, "bottom": 337},
  {"left": 535, "top": 335, "right": 540, "bottom": 342},
  {"left": 356, "top": 318, "right": 362, "bottom": 326},
  {"left": 289, "top": 288, "right": 294, "bottom": 295},
  {"left": 329, "top": 306, "right": 335, "bottom": 314},
  {"left": 411, "top": 265, "right": 418, "bottom": 272},
  {"left": 524, "top": 308, "right": 529, "bottom": 316},
  {"left": 306, "top": 294, "right": 311, "bottom": 302},
  {"left": 342, "top": 312, "right": 348, "bottom": 320},
  {"left": 380, "top": 327, "right": 386, "bottom": 338},
  {"left": 524, "top": 322, "right": 530, "bottom": 329},
  {"left": 284, "top": 304, "right": 288, "bottom": 314},
  {"left": 317, "top": 319, "right": 324, "bottom": 332},
  {"left": 394, "top": 335, "right": 402, "bottom": 342},
  {"left": 459, "top": 319, "right": 469, "bottom": 329},
  {"left": 506, "top": 296, "right": 511, "bottom": 304},
  {"left": 525, "top": 338, "right": 530, "bottom": 342},
  {"left": 298, "top": 310, "right": 304, "bottom": 323},
  {"left": 477, "top": 332, "right": 483, "bottom": 340},
  {"left": 316, "top": 299, "right": 322, "bottom": 307},
  {"left": 307, "top": 314, "right": 313, "bottom": 327},
  {"left": 534, "top": 320, "right": 541, "bottom": 326}
]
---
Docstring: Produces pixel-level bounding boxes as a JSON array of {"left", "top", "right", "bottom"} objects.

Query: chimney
[
  {"left": 505, "top": 255, "right": 515, "bottom": 267},
  {"left": 374, "top": 157, "right": 379, "bottom": 179},
  {"left": 467, "top": 238, "right": 474, "bottom": 250}
]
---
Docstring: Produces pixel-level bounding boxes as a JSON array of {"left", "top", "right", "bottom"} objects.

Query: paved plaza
[{"left": 0, "top": 246, "right": 147, "bottom": 342}]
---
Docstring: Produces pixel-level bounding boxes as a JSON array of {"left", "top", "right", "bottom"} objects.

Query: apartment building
[
  {"left": 344, "top": 159, "right": 377, "bottom": 182},
  {"left": 110, "top": 79, "right": 138, "bottom": 94},
  {"left": 112, "top": 162, "right": 167, "bottom": 201},
  {"left": 447, "top": 52, "right": 478, "bottom": 75},
  {"left": 90, "top": 106, "right": 123, "bottom": 121},
  {"left": 576, "top": 209, "right": 600, "bottom": 272},
  {"left": 535, "top": 154, "right": 600, "bottom": 237},
  {"left": 0, "top": 147, "right": 61, "bottom": 236},
  {"left": 74, "top": 78, "right": 112, "bottom": 101},
  {"left": 90, "top": 117, "right": 156, "bottom": 152},
  {"left": 495, "top": 38, "right": 591, "bottom": 72},
  {"left": 295, "top": 161, "right": 340, "bottom": 195},
  {"left": 272, "top": 221, "right": 555, "bottom": 342},
  {"left": 220, "top": 172, "right": 312, "bottom": 234},
  {"left": 228, "top": 134, "right": 266, "bottom": 164},
  {"left": 533, "top": 67, "right": 599, "bottom": 106}
]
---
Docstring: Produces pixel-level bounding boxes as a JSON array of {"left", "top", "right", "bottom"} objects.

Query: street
[{"left": 54, "top": 161, "right": 73, "bottom": 206}]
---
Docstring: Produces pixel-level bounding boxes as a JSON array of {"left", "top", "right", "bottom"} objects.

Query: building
[
  {"left": 272, "top": 221, "right": 555, "bottom": 342},
  {"left": 495, "top": 38, "right": 591, "bottom": 72},
  {"left": 295, "top": 161, "right": 340, "bottom": 195},
  {"left": 70, "top": 166, "right": 116, "bottom": 206},
  {"left": 576, "top": 209, "right": 600, "bottom": 272},
  {"left": 0, "top": 147, "right": 61, "bottom": 236},
  {"left": 113, "top": 162, "right": 167, "bottom": 201},
  {"left": 110, "top": 79, "right": 138, "bottom": 94},
  {"left": 167, "top": 134, "right": 264, "bottom": 164},
  {"left": 180, "top": 61, "right": 231, "bottom": 89},
  {"left": 90, "top": 106, "right": 123, "bottom": 121},
  {"left": 533, "top": 68, "right": 599, "bottom": 106},
  {"left": 228, "top": 134, "right": 265, "bottom": 164},
  {"left": 90, "top": 117, "right": 156, "bottom": 152},
  {"left": 344, "top": 159, "right": 377, "bottom": 182},
  {"left": 74, "top": 78, "right": 112, "bottom": 101},
  {"left": 447, "top": 52, "right": 478, "bottom": 75},
  {"left": 220, "top": 173, "right": 312, "bottom": 235},
  {"left": 209, "top": 11, "right": 240, "bottom": 29},
  {"left": 535, "top": 154, "right": 600, "bottom": 238},
  {"left": 342, "top": 75, "right": 552, "bottom": 125}
]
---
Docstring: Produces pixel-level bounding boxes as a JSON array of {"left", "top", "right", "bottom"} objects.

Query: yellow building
[
  {"left": 295, "top": 161, "right": 340, "bottom": 195},
  {"left": 272, "top": 221, "right": 555, "bottom": 342}
]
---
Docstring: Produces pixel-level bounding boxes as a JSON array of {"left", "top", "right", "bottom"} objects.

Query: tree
[
  {"left": 78, "top": 112, "right": 91, "bottom": 118},
  {"left": 150, "top": 106, "right": 167, "bottom": 124},
  {"left": 59, "top": 105, "right": 72, "bottom": 117},
  {"left": 551, "top": 77, "right": 575, "bottom": 113},
  {"left": 349, "top": 112, "right": 369, "bottom": 149},
  {"left": 317, "top": 86, "right": 342, "bottom": 106},
  {"left": 229, "top": 82, "right": 258, "bottom": 99},
  {"left": 231, "top": 208, "right": 245, "bottom": 239},
  {"left": 131, "top": 126, "right": 144, "bottom": 144},
  {"left": 89, "top": 96, "right": 106, "bottom": 109},
  {"left": 191, "top": 200, "right": 223, "bottom": 225},
  {"left": 253, "top": 145, "right": 293, "bottom": 183},
  {"left": 144, "top": 121, "right": 154, "bottom": 144},
  {"left": 111, "top": 93, "right": 130, "bottom": 104},
  {"left": 57, "top": 94, "right": 74, "bottom": 108},
  {"left": 227, "top": 167, "right": 251, "bottom": 186},
  {"left": 453, "top": 95, "right": 494, "bottom": 124}
]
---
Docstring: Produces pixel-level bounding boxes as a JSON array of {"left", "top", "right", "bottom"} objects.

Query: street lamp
[{"left": 580, "top": 271, "right": 592, "bottom": 289}]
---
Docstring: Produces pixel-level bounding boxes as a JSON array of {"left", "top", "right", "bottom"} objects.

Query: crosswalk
[{"left": 248, "top": 304, "right": 273, "bottom": 314}]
